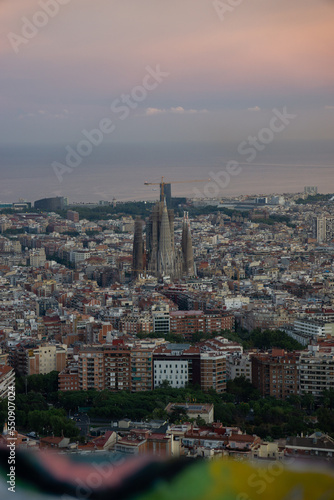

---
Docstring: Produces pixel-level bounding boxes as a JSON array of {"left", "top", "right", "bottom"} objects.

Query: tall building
[
  {"left": 181, "top": 212, "right": 195, "bottom": 276},
  {"left": 146, "top": 200, "right": 182, "bottom": 279},
  {"left": 313, "top": 216, "right": 334, "bottom": 243},
  {"left": 134, "top": 202, "right": 195, "bottom": 280},
  {"left": 132, "top": 216, "right": 144, "bottom": 277},
  {"left": 200, "top": 352, "right": 226, "bottom": 393},
  {"left": 251, "top": 350, "right": 299, "bottom": 399},
  {"left": 152, "top": 303, "right": 170, "bottom": 334}
]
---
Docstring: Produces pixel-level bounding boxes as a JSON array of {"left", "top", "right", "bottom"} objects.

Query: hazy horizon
[
  {"left": 0, "top": 140, "right": 333, "bottom": 203},
  {"left": 1, "top": 0, "right": 333, "bottom": 202}
]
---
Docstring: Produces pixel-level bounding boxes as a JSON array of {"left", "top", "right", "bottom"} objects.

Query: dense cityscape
[
  {"left": 1, "top": 0, "right": 333, "bottom": 497},
  {"left": 1, "top": 185, "right": 334, "bottom": 463}
]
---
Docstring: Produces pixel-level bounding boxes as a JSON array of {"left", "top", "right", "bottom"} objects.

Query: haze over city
[
  {"left": 0, "top": 0, "right": 333, "bottom": 203},
  {"left": 2, "top": 3, "right": 334, "bottom": 498}
]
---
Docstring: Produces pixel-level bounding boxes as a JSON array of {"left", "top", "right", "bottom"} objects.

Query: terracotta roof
[
  {"left": 229, "top": 434, "right": 257, "bottom": 443},
  {"left": 0, "top": 365, "right": 13, "bottom": 377},
  {"left": 40, "top": 436, "right": 65, "bottom": 445}
]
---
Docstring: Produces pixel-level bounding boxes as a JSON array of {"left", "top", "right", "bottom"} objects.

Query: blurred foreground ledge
[{"left": 1, "top": 446, "right": 334, "bottom": 500}]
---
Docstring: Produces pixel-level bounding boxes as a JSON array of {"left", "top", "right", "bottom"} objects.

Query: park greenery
[
  {"left": 224, "top": 328, "right": 304, "bottom": 351},
  {"left": 137, "top": 328, "right": 304, "bottom": 351},
  {"left": 1, "top": 201, "right": 299, "bottom": 231},
  {"left": 251, "top": 214, "right": 295, "bottom": 228},
  {"left": 295, "top": 194, "right": 332, "bottom": 205},
  {"left": 0, "top": 371, "right": 333, "bottom": 440},
  {"left": 136, "top": 330, "right": 233, "bottom": 345}
]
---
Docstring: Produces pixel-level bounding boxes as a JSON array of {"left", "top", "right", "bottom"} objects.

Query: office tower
[
  {"left": 132, "top": 216, "right": 144, "bottom": 277},
  {"left": 181, "top": 211, "right": 195, "bottom": 276}
]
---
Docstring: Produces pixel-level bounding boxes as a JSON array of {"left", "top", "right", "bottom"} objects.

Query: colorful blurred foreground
[{"left": 1, "top": 446, "right": 334, "bottom": 499}]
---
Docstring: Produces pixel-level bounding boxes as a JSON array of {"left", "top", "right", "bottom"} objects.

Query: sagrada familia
[{"left": 132, "top": 199, "right": 195, "bottom": 280}]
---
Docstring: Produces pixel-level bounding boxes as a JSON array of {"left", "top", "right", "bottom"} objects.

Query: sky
[{"left": 1, "top": 0, "right": 334, "bottom": 146}]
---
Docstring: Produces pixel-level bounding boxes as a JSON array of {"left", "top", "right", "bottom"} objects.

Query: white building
[
  {"left": 70, "top": 250, "right": 91, "bottom": 265},
  {"left": 29, "top": 248, "right": 46, "bottom": 267},
  {"left": 294, "top": 319, "right": 334, "bottom": 339},
  {"left": 153, "top": 359, "right": 189, "bottom": 389},
  {"left": 152, "top": 303, "right": 170, "bottom": 335},
  {"left": 224, "top": 296, "right": 250, "bottom": 310},
  {"left": 298, "top": 349, "right": 334, "bottom": 397}
]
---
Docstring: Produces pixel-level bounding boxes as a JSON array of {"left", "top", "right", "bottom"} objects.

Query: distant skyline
[
  {"left": 0, "top": 141, "right": 333, "bottom": 204},
  {"left": 1, "top": 0, "right": 333, "bottom": 146}
]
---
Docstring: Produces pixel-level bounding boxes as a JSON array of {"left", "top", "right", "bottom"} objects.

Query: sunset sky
[{"left": 1, "top": 0, "right": 333, "bottom": 145}]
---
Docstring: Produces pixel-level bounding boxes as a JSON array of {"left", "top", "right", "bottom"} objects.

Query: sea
[{"left": 0, "top": 141, "right": 333, "bottom": 204}]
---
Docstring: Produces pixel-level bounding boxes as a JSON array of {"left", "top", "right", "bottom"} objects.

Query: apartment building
[
  {"left": 28, "top": 344, "right": 67, "bottom": 375},
  {"left": 170, "top": 310, "right": 235, "bottom": 338},
  {"left": 252, "top": 350, "right": 299, "bottom": 399},
  {"left": 79, "top": 346, "right": 106, "bottom": 391},
  {"left": 153, "top": 345, "right": 200, "bottom": 389},
  {"left": 298, "top": 348, "right": 334, "bottom": 397},
  {"left": 9, "top": 343, "right": 66, "bottom": 376},
  {"left": 313, "top": 216, "right": 334, "bottom": 243},
  {"left": 152, "top": 303, "right": 170, "bottom": 334},
  {"left": 61, "top": 339, "right": 234, "bottom": 394},
  {"left": 170, "top": 311, "right": 205, "bottom": 337},
  {"left": 205, "top": 313, "right": 235, "bottom": 334},
  {"left": 77, "top": 344, "right": 153, "bottom": 392},
  {"left": 130, "top": 348, "right": 153, "bottom": 392},
  {"left": 294, "top": 319, "right": 334, "bottom": 339},
  {"left": 200, "top": 352, "right": 226, "bottom": 393},
  {"left": 58, "top": 364, "right": 79, "bottom": 392}
]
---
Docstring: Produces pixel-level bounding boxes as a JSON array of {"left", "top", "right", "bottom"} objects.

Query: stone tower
[
  {"left": 181, "top": 211, "right": 195, "bottom": 276},
  {"left": 132, "top": 216, "right": 144, "bottom": 277}
]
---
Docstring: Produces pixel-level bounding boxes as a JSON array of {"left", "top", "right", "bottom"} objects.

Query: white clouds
[
  {"left": 18, "top": 108, "right": 69, "bottom": 120},
  {"left": 145, "top": 106, "right": 208, "bottom": 116}
]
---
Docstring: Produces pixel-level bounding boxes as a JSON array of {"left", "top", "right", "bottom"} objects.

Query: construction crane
[{"left": 144, "top": 176, "right": 209, "bottom": 200}]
